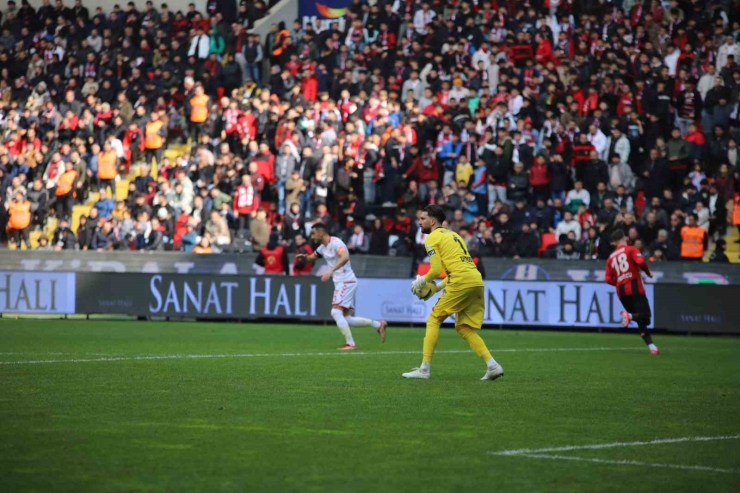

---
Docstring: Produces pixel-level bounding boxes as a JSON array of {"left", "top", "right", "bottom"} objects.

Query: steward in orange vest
[
  {"left": 54, "top": 162, "right": 79, "bottom": 220},
  {"left": 97, "top": 146, "right": 118, "bottom": 180},
  {"left": 732, "top": 195, "right": 740, "bottom": 227},
  {"left": 8, "top": 195, "right": 31, "bottom": 230},
  {"left": 271, "top": 23, "right": 290, "bottom": 61},
  {"left": 145, "top": 116, "right": 166, "bottom": 150},
  {"left": 681, "top": 213, "right": 706, "bottom": 261},
  {"left": 188, "top": 86, "right": 210, "bottom": 123},
  {"left": 56, "top": 164, "right": 78, "bottom": 197}
]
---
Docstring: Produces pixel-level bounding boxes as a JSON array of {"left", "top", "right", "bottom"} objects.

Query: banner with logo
[
  {"left": 75, "top": 273, "right": 333, "bottom": 319},
  {"left": 0, "top": 271, "right": 76, "bottom": 314},
  {"left": 1, "top": 250, "right": 738, "bottom": 285},
  {"left": 355, "top": 279, "right": 655, "bottom": 329},
  {"left": 300, "top": 0, "right": 352, "bottom": 31},
  {"left": 654, "top": 285, "right": 740, "bottom": 334}
]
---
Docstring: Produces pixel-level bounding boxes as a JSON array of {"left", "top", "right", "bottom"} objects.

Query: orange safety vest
[
  {"left": 272, "top": 29, "right": 289, "bottom": 56},
  {"left": 97, "top": 150, "right": 118, "bottom": 180},
  {"left": 56, "top": 170, "right": 78, "bottom": 196},
  {"left": 733, "top": 199, "right": 740, "bottom": 226},
  {"left": 8, "top": 201, "right": 31, "bottom": 230},
  {"left": 193, "top": 245, "right": 213, "bottom": 254},
  {"left": 680, "top": 225, "right": 705, "bottom": 258},
  {"left": 190, "top": 94, "right": 209, "bottom": 123},
  {"left": 145, "top": 120, "right": 165, "bottom": 149}
]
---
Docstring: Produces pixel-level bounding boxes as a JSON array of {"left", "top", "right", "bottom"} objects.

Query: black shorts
[{"left": 618, "top": 293, "right": 652, "bottom": 325}]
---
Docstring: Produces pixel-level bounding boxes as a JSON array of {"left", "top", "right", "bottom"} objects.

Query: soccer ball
[{"left": 415, "top": 283, "right": 434, "bottom": 300}]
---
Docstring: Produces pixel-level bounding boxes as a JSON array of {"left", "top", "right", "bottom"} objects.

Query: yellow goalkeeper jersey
[{"left": 423, "top": 228, "right": 483, "bottom": 293}]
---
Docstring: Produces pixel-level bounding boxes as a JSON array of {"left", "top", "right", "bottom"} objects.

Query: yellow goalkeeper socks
[
  {"left": 422, "top": 318, "right": 441, "bottom": 364},
  {"left": 456, "top": 327, "right": 492, "bottom": 362}
]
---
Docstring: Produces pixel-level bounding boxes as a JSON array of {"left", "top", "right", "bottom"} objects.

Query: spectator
[
  {"left": 36, "top": 235, "right": 52, "bottom": 251},
  {"left": 95, "top": 190, "right": 115, "bottom": 220},
  {"left": 565, "top": 181, "right": 590, "bottom": 213},
  {"left": 348, "top": 224, "right": 369, "bottom": 254},
  {"left": 292, "top": 233, "right": 314, "bottom": 275},
  {"left": 709, "top": 239, "right": 730, "bottom": 263},
  {"left": 681, "top": 213, "right": 706, "bottom": 261},
  {"left": 144, "top": 112, "right": 167, "bottom": 170},
  {"left": 556, "top": 211, "right": 582, "bottom": 240},
  {"left": 205, "top": 209, "right": 231, "bottom": 248},
  {"left": 7, "top": 192, "right": 32, "bottom": 250},
  {"left": 193, "top": 237, "right": 213, "bottom": 254},
  {"left": 27, "top": 178, "right": 49, "bottom": 228},
  {"left": 0, "top": 1, "right": 735, "bottom": 263},
  {"left": 249, "top": 208, "right": 269, "bottom": 250},
  {"left": 513, "top": 223, "right": 539, "bottom": 259},
  {"left": 52, "top": 219, "right": 77, "bottom": 251}
]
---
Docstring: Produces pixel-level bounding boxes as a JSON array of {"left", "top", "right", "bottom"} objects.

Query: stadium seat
[{"left": 538, "top": 233, "right": 557, "bottom": 257}]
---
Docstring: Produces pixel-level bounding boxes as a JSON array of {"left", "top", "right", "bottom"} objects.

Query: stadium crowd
[{"left": 2, "top": 0, "right": 740, "bottom": 267}]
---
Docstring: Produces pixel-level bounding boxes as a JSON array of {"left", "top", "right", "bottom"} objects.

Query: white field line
[
  {"left": 491, "top": 435, "right": 740, "bottom": 475},
  {"left": 0, "top": 346, "right": 641, "bottom": 365},
  {"left": 513, "top": 453, "right": 740, "bottom": 474},
  {"left": 491, "top": 434, "right": 740, "bottom": 456}
]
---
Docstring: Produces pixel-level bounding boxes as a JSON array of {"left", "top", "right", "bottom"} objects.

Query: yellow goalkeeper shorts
[{"left": 429, "top": 286, "right": 485, "bottom": 330}]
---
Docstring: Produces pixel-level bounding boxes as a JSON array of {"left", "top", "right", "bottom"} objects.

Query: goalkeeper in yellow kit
[{"left": 404, "top": 205, "right": 504, "bottom": 380}]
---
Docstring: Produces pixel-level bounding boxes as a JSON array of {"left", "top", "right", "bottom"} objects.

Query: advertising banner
[
  {"left": 2, "top": 251, "right": 738, "bottom": 285},
  {"left": 654, "top": 285, "right": 740, "bottom": 334},
  {"left": 0, "top": 272, "right": 76, "bottom": 314},
  {"left": 300, "top": 0, "right": 351, "bottom": 31},
  {"left": 355, "top": 279, "right": 655, "bottom": 329},
  {"left": 75, "top": 273, "right": 333, "bottom": 319}
]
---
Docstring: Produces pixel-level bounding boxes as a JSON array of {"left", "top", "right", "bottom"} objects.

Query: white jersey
[{"left": 316, "top": 236, "right": 357, "bottom": 283}]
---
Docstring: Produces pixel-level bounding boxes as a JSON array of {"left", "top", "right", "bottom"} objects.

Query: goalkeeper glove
[{"left": 410, "top": 275, "right": 427, "bottom": 294}]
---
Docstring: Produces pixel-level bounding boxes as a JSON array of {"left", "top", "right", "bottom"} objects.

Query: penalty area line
[
  {"left": 511, "top": 453, "right": 740, "bottom": 474},
  {"left": 0, "top": 347, "right": 642, "bottom": 365},
  {"left": 490, "top": 435, "right": 740, "bottom": 474}
]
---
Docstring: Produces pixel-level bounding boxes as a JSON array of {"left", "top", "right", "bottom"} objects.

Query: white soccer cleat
[
  {"left": 481, "top": 364, "right": 504, "bottom": 381},
  {"left": 402, "top": 367, "right": 430, "bottom": 379},
  {"left": 620, "top": 310, "right": 632, "bottom": 328}
]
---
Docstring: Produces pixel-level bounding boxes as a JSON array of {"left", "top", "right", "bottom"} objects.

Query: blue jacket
[
  {"left": 180, "top": 232, "right": 197, "bottom": 252},
  {"left": 462, "top": 197, "right": 479, "bottom": 224},
  {"left": 95, "top": 198, "right": 115, "bottom": 219},
  {"left": 438, "top": 142, "right": 462, "bottom": 171},
  {"left": 471, "top": 166, "right": 487, "bottom": 195}
]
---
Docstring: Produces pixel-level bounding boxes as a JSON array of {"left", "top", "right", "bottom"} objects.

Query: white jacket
[
  {"left": 555, "top": 219, "right": 582, "bottom": 240},
  {"left": 604, "top": 134, "right": 631, "bottom": 164},
  {"left": 189, "top": 34, "right": 210, "bottom": 60},
  {"left": 698, "top": 73, "right": 715, "bottom": 101},
  {"left": 717, "top": 42, "right": 739, "bottom": 71}
]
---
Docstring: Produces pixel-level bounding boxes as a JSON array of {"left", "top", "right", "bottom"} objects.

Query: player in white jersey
[{"left": 296, "top": 223, "right": 387, "bottom": 350}]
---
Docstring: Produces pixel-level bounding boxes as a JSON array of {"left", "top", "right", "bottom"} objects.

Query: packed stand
[{"left": 2, "top": 0, "right": 740, "bottom": 267}]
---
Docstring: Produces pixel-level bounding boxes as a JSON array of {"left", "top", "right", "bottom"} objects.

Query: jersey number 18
[{"left": 611, "top": 253, "right": 630, "bottom": 275}]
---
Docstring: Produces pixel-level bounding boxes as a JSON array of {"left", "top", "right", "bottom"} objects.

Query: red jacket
[
  {"left": 301, "top": 76, "right": 318, "bottom": 102},
  {"left": 405, "top": 156, "right": 439, "bottom": 183},
  {"left": 253, "top": 152, "right": 276, "bottom": 183},
  {"left": 233, "top": 184, "right": 258, "bottom": 215},
  {"left": 529, "top": 163, "right": 551, "bottom": 187},
  {"left": 535, "top": 38, "right": 553, "bottom": 64},
  {"left": 237, "top": 113, "right": 256, "bottom": 140}
]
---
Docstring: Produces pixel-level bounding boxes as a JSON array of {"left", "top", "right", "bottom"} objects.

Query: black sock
[{"left": 639, "top": 324, "right": 653, "bottom": 346}]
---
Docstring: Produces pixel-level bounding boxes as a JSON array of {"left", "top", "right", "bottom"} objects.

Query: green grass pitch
[{"left": 1, "top": 319, "right": 739, "bottom": 493}]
